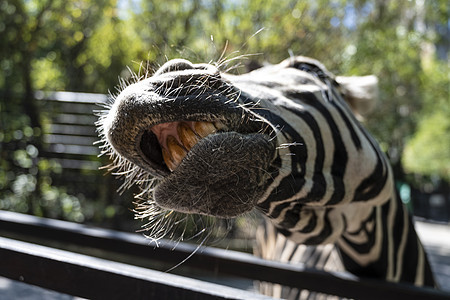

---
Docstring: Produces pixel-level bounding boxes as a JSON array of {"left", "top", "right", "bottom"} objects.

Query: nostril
[
  {"left": 154, "top": 59, "right": 195, "bottom": 76},
  {"left": 153, "top": 59, "right": 219, "bottom": 77},
  {"left": 139, "top": 130, "right": 166, "bottom": 170}
]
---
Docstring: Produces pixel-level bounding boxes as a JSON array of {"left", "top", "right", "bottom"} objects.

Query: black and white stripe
[
  {"left": 227, "top": 56, "right": 436, "bottom": 288},
  {"left": 101, "top": 55, "right": 436, "bottom": 293}
]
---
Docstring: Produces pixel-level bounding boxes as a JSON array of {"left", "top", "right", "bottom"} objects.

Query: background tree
[
  {"left": 0, "top": 0, "right": 138, "bottom": 221},
  {"left": 1, "top": 0, "right": 448, "bottom": 225}
]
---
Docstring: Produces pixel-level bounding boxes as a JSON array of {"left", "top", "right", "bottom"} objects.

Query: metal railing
[{"left": 1, "top": 210, "right": 448, "bottom": 300}]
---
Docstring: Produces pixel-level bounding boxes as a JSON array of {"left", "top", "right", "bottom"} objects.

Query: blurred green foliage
[{"left": 0, "top": 0, "right": 448, "bottom": 225}]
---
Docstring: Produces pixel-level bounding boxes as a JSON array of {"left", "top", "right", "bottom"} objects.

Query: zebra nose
[{"left": 153, "top": 59, "right": 197, "bottom": 75}]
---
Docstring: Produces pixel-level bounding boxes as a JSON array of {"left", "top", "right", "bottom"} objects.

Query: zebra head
[
  {"left": 99, "top": 56, "right": 436, "bottom": 288},
  {"left": 100, "top": 56, "right": 385, "bottom": 225},
  {"left": 100, "top": 57, "right": 383, "bottom": 222}
]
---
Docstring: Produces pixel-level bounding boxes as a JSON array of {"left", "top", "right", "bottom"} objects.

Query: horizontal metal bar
[
  {"left": 43, "top": 134, "right": 98, "bottom": 146},
  {"left": 0, "top": 237, "right": 269, "bottom": 300},
  {"left": 46, "top": 144, "right": 99, "bottom": 156},
  {"left": 0, "top": 211, "right": 448, "bottom": 300},
  {"left": 48, "top": 124, "right": 96, "bottom": 136},
  {"left": 35, "top": 91, "right": 109, "bottom": 104},
  {"left": 54, "top": 113, "right": 98, "bottom": 126},
  {"left": 38, "top": 157, "right": 101, "bottom": 170}
]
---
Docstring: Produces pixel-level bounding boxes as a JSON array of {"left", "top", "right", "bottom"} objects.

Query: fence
[{"left": 1, "top": 210, "right": 449, "bottom": 299}]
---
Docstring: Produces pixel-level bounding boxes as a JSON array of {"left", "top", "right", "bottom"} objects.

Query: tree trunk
[{"left": 21, "top": 55, "right": 41, "bottom": 131}]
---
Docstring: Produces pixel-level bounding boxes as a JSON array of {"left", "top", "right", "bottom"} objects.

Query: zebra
[{"left": 98, "top": 56, "right": 436, "bottom": 296}]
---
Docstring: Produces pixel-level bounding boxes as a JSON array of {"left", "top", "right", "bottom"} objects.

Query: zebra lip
[{"left": 153, "top": 131, "right": 276, "bottom": 217}]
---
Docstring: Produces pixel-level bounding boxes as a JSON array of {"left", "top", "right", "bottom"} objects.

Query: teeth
[
  {"left": 162, "top": 148, "right": 178, "bottom": 171},
  {"left": 194, "top": 121, "right": 217, "bottom": 138},
  {"left": 177, "top": 123, "right": 199, "bottom": 149},
  {"left": 165, "top": 135, "right": 188, "bottom": 171},
  {"left": 160, "top": 121, "right": 226, "bottom": 172}
]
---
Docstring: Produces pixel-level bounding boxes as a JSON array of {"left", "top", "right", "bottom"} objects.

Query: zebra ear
[{"left": 336, "top": 75, "right": 379, "bottom": 118}]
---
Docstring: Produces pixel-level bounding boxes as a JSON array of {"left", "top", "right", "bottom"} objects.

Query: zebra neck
[{"left": 336, "top": 193, "right": 436, "bottom": 287}]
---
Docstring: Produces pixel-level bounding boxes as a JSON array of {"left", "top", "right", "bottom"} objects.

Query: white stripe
[
  {"left": 337, "top": 205, "right": 383, "bottom": 266},
  {"left": 258, "top": 105, "right": 317, "bottom": 211},
  {"left": 394, "top": 203, "right": 409, "bottom": 281},
  {"left": 386, "top": 194, "right": 397, "bottom": 281},
  {"left": 256, "top": 133, "right": 292, "bottom": 205},
  {"left": 415, "top": 239, "right": 425, "bottom": 286},
  {"left": 289, "top": 207, "right": 345, "bottom": 244}
]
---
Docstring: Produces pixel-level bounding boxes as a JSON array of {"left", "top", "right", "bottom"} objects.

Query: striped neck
[
  {"left": 249, "top": 89, "right": 435, "bottom": 286},
  {"left": 337, "top": 189, "right": 436, "bottom": 286},
  {"left": 228, "top": 57, "right": 436, "bottom": 286}
]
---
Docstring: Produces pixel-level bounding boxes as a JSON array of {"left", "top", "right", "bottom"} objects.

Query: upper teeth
[{"left": 151, "top": 121, "right": 225, "bottom": 171}]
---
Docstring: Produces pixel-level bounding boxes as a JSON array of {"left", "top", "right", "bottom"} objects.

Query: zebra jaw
[{"left": 150, "top": 121, "right": 227, "bottom": 171}]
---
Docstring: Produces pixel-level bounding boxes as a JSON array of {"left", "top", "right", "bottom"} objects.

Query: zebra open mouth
[
  {"left": 136, "top": 117, "right": 276, "bottom": 217},
  {"left": 143, "top": 120, "right": 227, "bottom": 172}
]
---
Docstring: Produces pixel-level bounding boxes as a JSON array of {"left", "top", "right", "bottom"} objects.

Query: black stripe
[
  {"left": 278, "top": 204, "right": 317, "bottom": 232},
  {"left": 330, "top": 89, "right": 362, "bottom": 150},
  {"left": 267, "top": 201, "right": 291, "bottom": 219},
  {"left": 338, "top": 205, "right": 389, "bottom": 279},
  {"left": 256, "top": 110, "right": 308, "bottom": 213},
  {"left": 353, "top": 158, "right": 388, "bottom": 202},
  {"left": 264, "top": 107, "right": 327, "bottom": 220},
  {"left": 390, "top": 191, "right": 435, "bottom": 285},
  {"left": 285, "top": 91, "right": 348, "bottom": 206},
  {"left": 277, "top": 227, "right": 292, "bottom": 238},
  {"left": 290, "top": 109, "right": 326, "bottom": 204},
  {"left": 341, "top": 206, "right": 378, "bottom": 254},
  {"left": 303, "top": 209, "right": 333, "bottom": 245}
]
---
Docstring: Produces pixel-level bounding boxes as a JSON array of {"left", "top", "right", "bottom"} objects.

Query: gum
[{"left": 150, "top": 121, "right": 197, "bottom": 150}]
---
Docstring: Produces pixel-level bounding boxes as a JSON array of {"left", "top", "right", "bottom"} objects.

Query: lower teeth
[{"left": 160, "top": 121, "right": 225, "bottom": 172}]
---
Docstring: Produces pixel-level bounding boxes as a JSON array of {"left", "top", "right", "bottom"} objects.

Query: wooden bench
[
  {"left": 35, "top": 91, "right": 108, "bottom": 171},
  {"left": 34, "top": 91, "right": 131, "bottom": 208}
]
